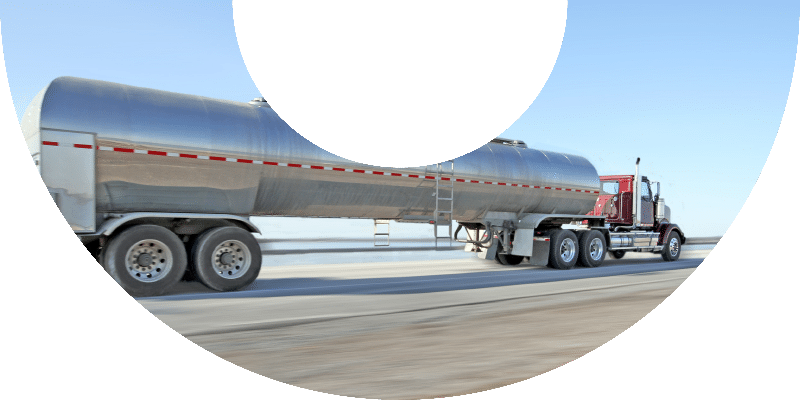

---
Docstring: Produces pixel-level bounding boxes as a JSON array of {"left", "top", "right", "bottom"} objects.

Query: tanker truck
[{"left": 21, "top": 77, "right": 685, "bottom": 297}]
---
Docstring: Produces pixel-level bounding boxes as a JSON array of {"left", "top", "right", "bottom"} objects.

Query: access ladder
[{"left": 434, "top": 160, "right": 455, "bottom": 248}]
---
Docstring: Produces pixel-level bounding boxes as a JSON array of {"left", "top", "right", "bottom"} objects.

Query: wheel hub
[
  {"left": 589, "top": 237, "right": 603, "bottom": 260},
  {"left": 125, "top": 240, "right": 173, "bottom": 283},
  {"left": 212, "top": 240, "right": 252, "bottom": 280},
  {"left": 560, "top": 238, "right": 576, "bottom": 262},
  {"left": 136, "top": 253, "right": 153, "bottom": 266},
  {"left": 219, "top": 252, "right": 234, "bottom": 265}
]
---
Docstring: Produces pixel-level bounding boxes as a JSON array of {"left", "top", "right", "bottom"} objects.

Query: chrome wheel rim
[
  {"left": 212, "top": 240, "right": 252, "bottom": 280},
  {"left": 589, "top": 237, "right": 604, "bottom": 260},
  {"left": 669, "top": 237, "right": 680, "bottom": 257},
  {"left": 560, "top": 238, "right": 576, "bottom": 262},
  {"left": 125, "top": 239, "right": 172, "bottom": 283}
]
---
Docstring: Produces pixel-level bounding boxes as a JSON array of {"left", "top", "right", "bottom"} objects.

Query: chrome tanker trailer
[{"left": 22, "top": 77, "right": 685, "bottom": 297}]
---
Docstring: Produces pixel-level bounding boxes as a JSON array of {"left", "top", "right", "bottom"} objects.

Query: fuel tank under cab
[{"left": 22, "top": 77, "right": 600, "bottom": 223}]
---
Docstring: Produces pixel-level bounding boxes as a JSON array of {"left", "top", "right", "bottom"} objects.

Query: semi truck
[{"left": 21, "top": 77, "right": 685, "bottom": 297}]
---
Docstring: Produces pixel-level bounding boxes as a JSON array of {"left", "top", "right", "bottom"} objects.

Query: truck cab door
[{"left": 592, "top": 180, "right": 617, "bottom": 217}]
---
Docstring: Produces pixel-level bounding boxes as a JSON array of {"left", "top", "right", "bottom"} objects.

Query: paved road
[{"left": 140, "top": 247, "right": 711, "bottom": 399}]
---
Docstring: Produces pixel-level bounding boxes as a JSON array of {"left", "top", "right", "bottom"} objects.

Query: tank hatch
[
  {"left": 490, "top": 137, "right": 527, "bottom": 148},
  {"left": 248, "top": 97, "right": 271, "bottom": 108}
]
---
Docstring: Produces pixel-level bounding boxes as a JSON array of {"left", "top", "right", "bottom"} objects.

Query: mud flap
[
  {"left": 511, "top": 229, "right": 533, "bottom": 257},
  {"left": 529, "top": 240, "right": 550, "bottom": 266}
]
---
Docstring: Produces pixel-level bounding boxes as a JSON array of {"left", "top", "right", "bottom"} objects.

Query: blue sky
[{"left": 1, "top": 1, "right": 798, "bottom": 237}]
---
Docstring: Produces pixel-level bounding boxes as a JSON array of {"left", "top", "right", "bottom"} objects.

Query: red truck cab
[
  {"left": 589, "top": 174, "right": 664, "bottom": 227},
  {"left": 586, "top": 169, "right": 684, "bottom": 262}
]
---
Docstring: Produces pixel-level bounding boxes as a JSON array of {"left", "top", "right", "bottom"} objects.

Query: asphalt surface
[{"left": 140, "top": 247, "right": 711, "bottom": 399}]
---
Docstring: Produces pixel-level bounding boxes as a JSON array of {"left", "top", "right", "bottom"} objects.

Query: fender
[
  {"left": 93, "top": 212, "right": 261, "bottom": 237},
  {"left": 657, "top": 223, "right": 685, "bottom": 246}
]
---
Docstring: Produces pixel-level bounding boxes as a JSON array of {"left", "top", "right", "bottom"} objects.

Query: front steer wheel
[{"left": 661, "top": 231, "right": 682, "bottom": 262}]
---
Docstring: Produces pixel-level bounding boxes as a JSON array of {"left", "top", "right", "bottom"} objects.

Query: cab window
[
  {"left": 641, "top": 182, "right": 651, "bottom": 202},
  {"left": 601, "top": 181, "right": 619, "bottom": 195}
]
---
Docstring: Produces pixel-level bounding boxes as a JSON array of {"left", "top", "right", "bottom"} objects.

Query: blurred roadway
[{"left": 138, "top": 247, "right": 712, "bottom": 399}]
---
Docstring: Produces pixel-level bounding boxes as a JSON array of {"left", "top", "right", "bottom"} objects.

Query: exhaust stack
[{"left": 633, "top": 157, "right": 640, "bottom": 227}]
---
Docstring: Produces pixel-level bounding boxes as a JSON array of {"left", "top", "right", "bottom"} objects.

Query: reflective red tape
[{"left": 40, "top": 141, "right": 600, "bottom": 194}]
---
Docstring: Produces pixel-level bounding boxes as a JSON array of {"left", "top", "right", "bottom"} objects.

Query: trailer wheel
[
  {"left": 610, "top": 250, "right": 626, "bottom": 259},
  {"left": 102, "top": 225, "right": 187, "bottom": 297},
  {"left": 661, "top": 231, "right": 681, "bottom": 262},
  {"left": 548, "top": 229, "right": 579, "bottom": 270},
  {"left": 578, "top": 230, "right": 606, "bottom": 268},
  {"left": 192, "top": 227, "right": 262, "bottom": 292},
  {"left": 496, "top": 253, "right": 524, "bottom": 266}
]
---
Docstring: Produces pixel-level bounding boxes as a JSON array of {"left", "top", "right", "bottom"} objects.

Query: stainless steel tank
[{"left": 22, "top": 77, "right": 600, "bottom": 224}]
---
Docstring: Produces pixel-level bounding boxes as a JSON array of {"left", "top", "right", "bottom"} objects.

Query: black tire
[
  {"left": 548, "top": 229, "right": 579, "bottom": 270},
  {"left": 577, "top": 230, "right": 606, "bottom": 268},
  {"left": 496, "top": 253, "right": 524, "bottom": 266},
  {"left": 661, "top": 231, "right": 681, "bottom": 262},
  {"left": 191, "top": 227, "right": 262, "bottom": 292},
  {"left": 610, "top": 250, "right": 626, "bottom": 259},
  {"left": 102, "top": 225, "right": 187, "bottom": 297},
  {"left": 180, "top": 239, "right": 201, "bottom": 283}
]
